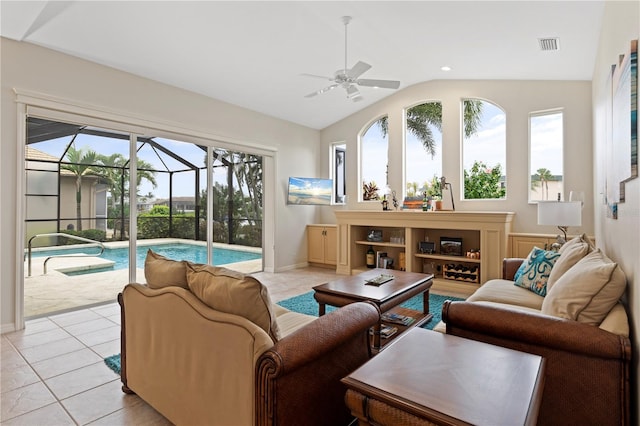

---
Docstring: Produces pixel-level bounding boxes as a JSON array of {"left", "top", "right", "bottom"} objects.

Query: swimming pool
[{"left": 30, "top": 243, "right": 261, "bottom": 272}]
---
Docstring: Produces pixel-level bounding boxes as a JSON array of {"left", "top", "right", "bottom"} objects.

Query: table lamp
[{"left": 537, "top": 201, "right": 582, "bottom": 245}]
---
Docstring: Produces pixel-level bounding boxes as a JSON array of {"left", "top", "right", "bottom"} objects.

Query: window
[
  {"left": 462, "top": 99, "right": 506, "bottom": 199},
  {"left": 405, "top": 102, "right": 443, "bottom": 199},
  {"left": 529, "top": 110, "right": 563, "bottom": 201},
  {"left": 359, "top": 116, "right": 388, "bottom": 201},
  {"left": 331, "top": 143, "right": 346, "bottom": 203}
]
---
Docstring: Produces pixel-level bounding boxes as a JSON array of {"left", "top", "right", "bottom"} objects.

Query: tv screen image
[{"left": 287, "top": 177, "right": 333, "bottom": 205}]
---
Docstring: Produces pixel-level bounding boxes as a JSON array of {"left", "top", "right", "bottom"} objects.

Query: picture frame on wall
[{"left": 605, "top": 39, "right": 638, "bottom": 218}]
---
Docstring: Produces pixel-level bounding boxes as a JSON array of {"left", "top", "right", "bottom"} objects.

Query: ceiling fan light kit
[{"left": 303, "top": 16, "right": 400, "bottom": 102}]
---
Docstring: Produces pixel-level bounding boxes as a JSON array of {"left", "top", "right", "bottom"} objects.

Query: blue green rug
[
  {"left": 103, "top": 292, "right": 464, "bottom": 375},
  {"left": 104, "top": 353, "right": 121, "bottom": 375},
  {"left": 277, "top": 291, "right": 464, "bottom": 330}
]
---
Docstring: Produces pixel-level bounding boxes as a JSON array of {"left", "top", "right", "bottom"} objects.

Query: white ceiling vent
[{"left": 539, "top": 37, "right": 560, "bottom": 51}]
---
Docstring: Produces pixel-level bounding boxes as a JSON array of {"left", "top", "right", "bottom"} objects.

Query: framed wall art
[
  {"left": 287, "top": 177, "right": 333, "bottom": 205},
  {"left": 605, "top": 39, "right": 638, "bottom": 219}
]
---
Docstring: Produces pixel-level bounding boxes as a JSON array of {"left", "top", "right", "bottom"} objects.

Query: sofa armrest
[
  {"left": 502, "top": 257, "right": 524, "bottom": 280},
  {"left": 256, "top": 301, "right": 380, "bottom": 426},
  {"left": 442, "top": 300, "right": 631, "bottom": 426}
]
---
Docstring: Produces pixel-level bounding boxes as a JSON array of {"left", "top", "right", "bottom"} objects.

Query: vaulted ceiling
[{"left": 1, "top": 1, "right": 605, "bottom": 129}]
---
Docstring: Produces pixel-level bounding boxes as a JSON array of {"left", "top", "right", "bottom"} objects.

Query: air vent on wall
[{"left": 538, "top": 37, "right": 560, "bottom": 51}]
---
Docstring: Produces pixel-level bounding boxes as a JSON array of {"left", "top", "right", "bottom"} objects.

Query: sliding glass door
[{"left": 24, "top": 117, "right": 263, "bottom": 317}]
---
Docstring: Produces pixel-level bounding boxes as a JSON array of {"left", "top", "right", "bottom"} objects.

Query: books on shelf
[
  {"left": 370, "top": 324, "right": 398, "bottom": 339},
  {"left": 381, "top": 312, "right": 415, "bottom": 326}
]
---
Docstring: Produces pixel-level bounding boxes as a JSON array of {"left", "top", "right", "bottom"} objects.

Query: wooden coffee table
[
  {"left": 342, "top": 328, "right": 545, "bottom": 426},
  {"left": 313, "top": 269, "right": 433, "bottom": 350}
]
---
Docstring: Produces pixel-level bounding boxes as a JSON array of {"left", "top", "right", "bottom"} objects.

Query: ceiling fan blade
[
  {"left": 300, "top": 73, "right": 333, "bottom": 81},
  {"left": 346, "top": 84, "right": 363, "bottom": 102},
  {"left": 304, "top": 84, "right": 339, "bottom": 98},
  {"left": 347, "top": 61, "right": 372, "bottom": 79},
  {"left": 357, "top": 79, "right": 401, "bottom": 89}
]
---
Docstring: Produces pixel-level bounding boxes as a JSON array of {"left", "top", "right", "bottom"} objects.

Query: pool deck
[{"left": 24, "top": 239, "right": 262, "bottom": 318}]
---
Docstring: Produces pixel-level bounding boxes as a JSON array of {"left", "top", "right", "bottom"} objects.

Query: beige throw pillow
[
  {"left": 546, "top": 234, "right": 591, "bottom": 291},
  {"left": 186, "top": 263, "right": 281, "bottom": 341},
  {"left": 144, "top": 249, "right": 189, "bottom": 289},
  {"left": 541, "top": 249, "right": 626, "bottom": 325}
]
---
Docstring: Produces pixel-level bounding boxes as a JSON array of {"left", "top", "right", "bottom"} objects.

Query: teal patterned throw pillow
[{"left": 514, "top": 247, "right": 561, "bottom": 296}]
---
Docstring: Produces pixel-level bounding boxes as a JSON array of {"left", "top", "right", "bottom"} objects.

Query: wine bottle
[{"left": 366, "top": 246, "right": 376, "bottom": 268}]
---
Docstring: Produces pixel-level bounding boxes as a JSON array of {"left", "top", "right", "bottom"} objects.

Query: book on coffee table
[
  {"left": 381, "top": 312, "right": 415, "bottom": 326},
  {"left": 370, "top": 324, "right": 398, "bottom": 339}
]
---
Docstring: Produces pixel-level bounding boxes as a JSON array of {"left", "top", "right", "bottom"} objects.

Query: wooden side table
[{"left": 341, "top": 328, "right": 545, "bottom": 426}]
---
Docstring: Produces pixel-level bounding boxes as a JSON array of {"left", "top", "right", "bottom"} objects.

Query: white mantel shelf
[{"left": 334, "top": 210, "right": 515, "bottom": 293}]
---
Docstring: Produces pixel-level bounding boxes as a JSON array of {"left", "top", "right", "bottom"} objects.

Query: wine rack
[{"left": 443, "top": 263, "right": 479, "bottom": 283}]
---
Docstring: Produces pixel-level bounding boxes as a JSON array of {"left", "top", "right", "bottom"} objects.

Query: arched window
[
  {"left": 359, "top": 116, "right": 388, "bottom": 201},
  {"left": 462, "top": 99, "right": 506, "bottom": 199},
  {"left": 404, "top": 102, "right": 443, "bottom": 199}
]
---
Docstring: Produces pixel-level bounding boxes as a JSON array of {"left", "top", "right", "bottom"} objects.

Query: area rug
[
  {"left": 103, "top": 292, "right": 465, "bottom": 375},
  {"left": 277, "top": 291, "right": 465, "bottom": 330},
  {"left": 104, "top": 353, "right": 121, "bottom": 375}
]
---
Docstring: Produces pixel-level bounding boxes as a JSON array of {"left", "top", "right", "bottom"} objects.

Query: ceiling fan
[{"left": 303, "top": 16, "right": 400, "bottom": 102}]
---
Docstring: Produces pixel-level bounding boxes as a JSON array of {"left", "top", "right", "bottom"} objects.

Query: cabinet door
[
  {"left": 307, "top": 226, "right": 326, "bottom": 263},
  {"left": 324, "top": 226, "right": 337, "bottom": 265},
  {"left": 510, "top": 236, "right": 553, "bottom": 258}
]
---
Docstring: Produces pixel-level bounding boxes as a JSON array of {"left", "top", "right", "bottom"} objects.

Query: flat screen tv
[{"left": 287, "top": 177, "right": 333, "bottom": 205}]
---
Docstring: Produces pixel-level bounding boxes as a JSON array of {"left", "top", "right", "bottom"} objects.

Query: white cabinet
[
  {"left": 508, "top": 233, "right": 595, "bottom": 258},
  {"left": 307, "top": 225, "right": 337, "bottom": 267}
]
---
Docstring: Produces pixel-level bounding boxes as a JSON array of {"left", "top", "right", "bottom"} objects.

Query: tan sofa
[
  {"left": 118, "top": 252, "right": 380, "bottom": 426},
  {"left": 438, "top": 236, "right": 631, "bottom": 425}
]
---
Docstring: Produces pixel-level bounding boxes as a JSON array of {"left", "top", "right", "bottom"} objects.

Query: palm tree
[
  {"left": 61, "top": 146, "right": 104, "bottom": 231},
  {"left": 533, "top": 168, "right": 553, "bottom": 200},
  {"left": 378, "top": 100, "right": 483, "bottom": 157},
  {"left": 98, "top": 153, "right": 157, "bottom": 209}
]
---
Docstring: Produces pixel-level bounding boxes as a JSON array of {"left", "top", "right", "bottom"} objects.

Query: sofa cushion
[
  {"left": 513, "top": 246, "right": 560, "bottom": 296},
  {"left": 467, "top": 279, "right": 544, "bottom": 310},
  {"left": 186, "top": 263, "right": 281, "bottom": 341},
  {"left": 144, "top": 249, "right": 189, "bottom": 289},
  {"left": 546, "top": 234, "right": 592, "bottom": 291},
  {"left": 541, "top": 249, "right": 627, "bottom": 325}
]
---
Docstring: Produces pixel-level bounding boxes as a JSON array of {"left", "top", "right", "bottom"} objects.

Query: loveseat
[
  {"left": 118, "top": 251, "right": 380, "bottom": 426},
  {"left": 439, "top": 235, "right": 631, "bottom": 425}
]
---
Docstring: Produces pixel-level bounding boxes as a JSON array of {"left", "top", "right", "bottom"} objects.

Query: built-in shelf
[
  {"left": 355, "top": 240, "right": 406, "bottom": 248},
  {"left": 334, "top": 211, "right": 515, "bottom": 290},
  {"left": 414, "top": 253, "right": 481, "bottom": 263}
]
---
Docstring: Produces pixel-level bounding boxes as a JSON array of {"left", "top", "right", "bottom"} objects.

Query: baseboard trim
[{"left": 1, "top": 322, "right": 17, "bottom": 334}]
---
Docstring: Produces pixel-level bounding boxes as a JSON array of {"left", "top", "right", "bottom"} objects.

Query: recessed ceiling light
[{"left": 441, "top": 66, "right": 452, "bottom": 71}]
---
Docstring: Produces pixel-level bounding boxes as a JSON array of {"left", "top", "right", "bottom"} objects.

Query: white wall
[
  {"left": 319, "top": 79, "right": 593, "bottom": 235},
  {"left": 1, "top": 38, "right": 321, "bottom": 331},
  {"left": 592, "top": 1, "right": 639, "bottom": 416}
]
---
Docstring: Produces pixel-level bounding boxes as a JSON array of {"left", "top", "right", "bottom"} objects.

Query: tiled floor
[
  {"left": 2, "top": 266, "right": 461, "bottom": 425},
  {"left": 0, "top": 266, "right": 339, "bottom": 425}
]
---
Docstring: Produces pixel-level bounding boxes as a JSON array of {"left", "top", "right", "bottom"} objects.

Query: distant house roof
[
  {"left": 26, "top": 146, "right": 99, "bottom": 179},
  {"left": 156, "top": 196, "right": 195, "bottom": 203}
]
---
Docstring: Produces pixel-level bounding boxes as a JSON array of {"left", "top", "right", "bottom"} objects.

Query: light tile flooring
[
  {"left": 0, "top": 266, "right": 340, "bottom": 425},
  {"left": 2, "top": 266, "right": 462, "bottom": 425}
]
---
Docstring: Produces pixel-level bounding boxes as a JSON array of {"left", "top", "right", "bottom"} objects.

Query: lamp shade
[{"left": 537, "top": 201, "right": 582, "bottom": 226}]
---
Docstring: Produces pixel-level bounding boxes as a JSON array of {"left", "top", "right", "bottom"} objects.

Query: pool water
[{"left": 30, "top": 243, "right": 261, "bottom": 272}]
